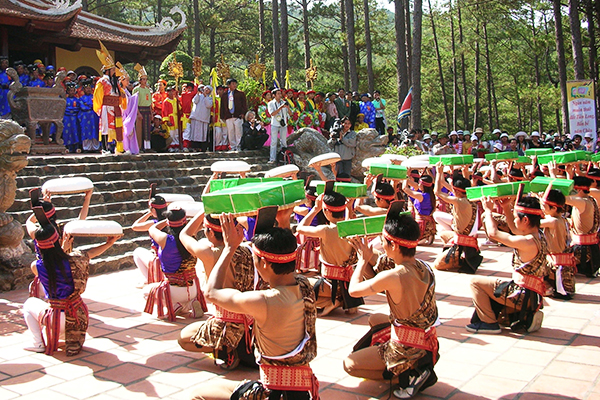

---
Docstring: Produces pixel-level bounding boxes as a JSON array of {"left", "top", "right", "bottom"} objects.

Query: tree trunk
[
  {"left": 341, "top": 0, "right": 350, "bottom": 90},
  {"left": 450, "top": 1, "right": 458, "bottom": 131},
  {"left": 553, "top": 0, "right": 570, "bottom": 134},
  {"left": 193, "top": 0, "right": 200, "bottom": 57},
  {"left": 302, "top": 0, "right": 311, "bottom": 71},
  {"left": 457, "top": 2, "right": 468, "bottom": 130},
  {"left": 514, "top": 74, "right": 522, "bottom": 130},
  {"left": 345, "top": 0, "right": 359, "bottom": 92},
  {"left": 187, "top": 4, "right": 193, "bottom": 56},
  {"left": 569, "top": 0, "right": 585, "bottom": 80},
  {"left": 483, "top": 23, "right": 493, "bottom": 131},
  {"left": 208, "top": 0, "right": 216, "bottom": 68},
  {"left": 411, "top": 0, "right": 423, "bottom": 129},
  {"left": 363, "top": 0, "right": 375, "bottom": 93},
  {"left": 586, "top": 0, "right": 598, "bottom": 112},
  {"left": 405, "top": 0, "right": 412, "bottom": 86},
  {"left": 472, "top": 21, "right": 480, "bottom": 132},
  {"left": 272, "top": 0, "right": 281, "bottom": 84},
  {"left": 157, "top": 0, "right": 162, "bottom": 22},
  {"left": 280, "top": 0, "right": 289, "bottom": 81},
  {"left": 530, "top": 7, "right": 544, "bottom": 133},
  {"left": 259, "top": 0, "right": 266, "bottom": 62},
  {"left": 428, "top": 0, "right": 450, "bottom": 131},
  {"left": 395, "top": 0, "right": 409, "bottom": 129}
]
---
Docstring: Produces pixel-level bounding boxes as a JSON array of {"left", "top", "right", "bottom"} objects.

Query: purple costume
[{"left": 36, "top": 259, "right": 74, "bottom": 299}]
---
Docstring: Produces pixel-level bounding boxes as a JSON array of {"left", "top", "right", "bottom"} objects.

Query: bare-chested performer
[{"left": 177, "top": 211, "right": 255, "bottom": 370}]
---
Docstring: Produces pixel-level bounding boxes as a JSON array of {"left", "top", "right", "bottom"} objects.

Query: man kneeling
[
  {"left": 191, "top": 212, "right": 319, "bottom": 400},
  {"left": 468, "top": 192, "right": 548, "bottom": 334}
]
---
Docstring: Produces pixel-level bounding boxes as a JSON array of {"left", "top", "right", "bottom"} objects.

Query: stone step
[
  {"left": 75, "top": 236, "right": 150, "bottom": 258},
  {"left": 89, "top": 251, "right": 135, "bottom": 276},
  {"left": 18, "top": 155, "right": 269, "bottom": 178},
  {"left": 24, "top": 149, "right": 268, "bottom": 166}
]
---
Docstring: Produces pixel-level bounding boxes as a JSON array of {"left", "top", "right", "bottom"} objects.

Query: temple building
[{"left": 0, "top": 0, "right": 186, "bottom": 75}]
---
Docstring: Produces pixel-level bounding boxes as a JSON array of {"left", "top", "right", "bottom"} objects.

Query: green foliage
[
  {"left": 238, "top": 78, "right": 263, "bottom": 112},
  {"left": 160, "top": 51, "right": 194, "bottom": 88},
  {"left": 384, "top": 145, "right": 425, "bottom": 157}
]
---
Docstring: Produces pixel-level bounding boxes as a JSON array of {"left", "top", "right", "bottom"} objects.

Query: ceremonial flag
[
  {"left": 209, "top": 68, "right": 219, "bottom": 100},
  {"left": 285, "top": 70, "right": 291, "bottom": 90},
  {"left": 397, "top": 87, "right": 412, "bottom": 121},
  {"left": 273, "top": 70, "right": 280, "bottom": 89}
]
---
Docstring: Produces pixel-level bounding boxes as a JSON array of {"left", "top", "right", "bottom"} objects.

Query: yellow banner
[{"left": 567, "top": 80, "right": 595, "bottom": 101}]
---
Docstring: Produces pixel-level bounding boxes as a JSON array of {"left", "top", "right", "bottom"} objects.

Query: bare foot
[
  {"left": 345, "top": 307, "right": 358, "bottom": 315},
  {"left": 319, "top": 300, "right": 342, "bottom": 317}
]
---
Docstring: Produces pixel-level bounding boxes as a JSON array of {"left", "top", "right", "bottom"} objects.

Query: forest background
[{"left": 83, "top": 0, "right": 594, "bottom": 136}]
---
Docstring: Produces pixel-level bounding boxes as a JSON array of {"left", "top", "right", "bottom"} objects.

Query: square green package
[
  {"left": 571, "top": 150, "right": 591, "bottom": 161},
  {"left": 525, "top": 148, "right": 552, "bottom": 156},
  {"left": 429, "top": 154, "right": 474, "bottom": 165},
  {"left": 209, "top": 177, "right": 283, "bottom": 192},
  {"left": 337, "top": 215, "right": 386, "bottom": 238},
  {"left": 529, "top": 177, "right": 574, "bottom": 196},
  {"left": 202, "top": 180, "right": 305, "bottom": 215},
  {"left": 466, "top": 181, "right": 530, "bottom": 201},
  {"left": 485, "top": 151, "right": 519, "bottom": 161},
  {"left": 592, "top": 153, "right": 600, "bottom": 163},
  {"left": 537, "top": 152, "right": 578, "bottom": 165},
  {"left": 514, "top": 156, "right": 531, "bottom": 165},
  {"left": 369, "top": 163, "right": 408, "bottom": 179},
  {"left": 316, "top": 182, "right": 368, "bottom": 198}
]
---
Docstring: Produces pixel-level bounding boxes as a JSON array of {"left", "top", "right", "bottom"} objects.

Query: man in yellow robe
[{"left": 93, "top": 41, "right": 127, "bottom": 154}]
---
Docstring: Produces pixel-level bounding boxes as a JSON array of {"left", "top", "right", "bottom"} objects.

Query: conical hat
[
  {"left": 134, "top": 63, "right": 148, "bottom": 80},
  {"left": 96, "top": 40, "right": 115, "bottom": 71}
]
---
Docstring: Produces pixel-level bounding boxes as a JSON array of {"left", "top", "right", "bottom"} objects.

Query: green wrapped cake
[
  {"left": 337, "top": 215, "right": 387, "bottom": 238},
  {"left": 316, "top": 182, "right": 368, "bottom": 198},
  {"left": 209, "top": 177, "right": 283, "bottom": 192},
  {"left": 529, "top": 177, "right": 574, "bottom": 196},
  {"left": 429, "top": 154, "right": 474, "bottom": 165},
  {"left": 537, "top": 152, "right": 579, "bottom": 165},
  {"left": 369, "top": 164, "right": 408, "bottom": 179},
  {"left": 514, "top": 156, "right": 531, "bottom": 165},
  {"left": 485, "top": 151, "right": 519, "bottom": 161},
  {"left": 525, "top": 148, "right": 552, "bottom": 156},
  {"left": 203, "top": 180, "right": 305, "bottom": 216},
  {"left": 466, "top": 181, "right": 530, "bottom": 201}
]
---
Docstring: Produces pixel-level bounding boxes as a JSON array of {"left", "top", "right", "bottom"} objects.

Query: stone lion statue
[{"left": 287, "top": 127, "right": 388, "bottom": 180}]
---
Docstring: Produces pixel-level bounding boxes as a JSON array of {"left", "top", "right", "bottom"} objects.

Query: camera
[{"left": 330, "top": 126, "right": 342, "bottom": 139}]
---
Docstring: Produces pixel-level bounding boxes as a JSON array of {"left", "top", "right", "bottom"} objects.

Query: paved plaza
[{"left": 1, "top": 236, "right": 600, "bottom": 400}]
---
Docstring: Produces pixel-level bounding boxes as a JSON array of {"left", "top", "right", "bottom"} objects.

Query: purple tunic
[
  {"left": 243, "top": 217, "right": 257, "bottom": 241},
  {"left": 412, "top": 192, "right": 434, "bottom": 216},
  {"left": 36, "top": 259, "right": 74, "bottom": 299},
  {"left": 294, "top": 205, "right": 318, "bottom": 226},
  {"left": 158, "top": 235, "right": 182, "bottom": 274}
]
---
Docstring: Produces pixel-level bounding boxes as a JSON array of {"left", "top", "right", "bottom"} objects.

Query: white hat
[
  {"left": 457, "top": 130, "right": 464, "bottom": 135},
  {"left": 515, "top": 131, "right": 527, "bottom": 138},
  {"left": 546, "top": 134, "right": 553, "bottom": 141},
  {"left": 423, "top": 134, "right": 431, "bottom": 140},
  {"left": 500, "top": 133, "right": 509, "bottom": 139},
  {"left": 463, "top": 130, "right": 470, "bottom": 136},
  {"left": 531, "top": 131, "right": 540, "bottom": 137},
  {"left": 471, "top": 135, "right": 479, "bottom": 141},
  {"left": 492, "top": 128, "right": 502, "bottom": 134},
  {"left": 449, "top": 131, "right": 458, "bottom": 136},
  {"left": 431, "top": 131, "right": 438, "bottom": 136},
  {"left": 585, "top": 132, "right": 594, "bottom": 138},
  {"left": 553, "top": 132, "right": 560, "bottom": 137},
  {"left": 494, "top": 143, "right": 503, "bottom": 151}
]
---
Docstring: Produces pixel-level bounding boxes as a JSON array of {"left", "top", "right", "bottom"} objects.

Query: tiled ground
[{"left": 1, "top": 236, "right": 600, "bottom": 399}]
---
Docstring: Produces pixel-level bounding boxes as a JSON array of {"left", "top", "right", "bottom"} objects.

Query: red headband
[
  {"left": 382, "top": 229, "right": 418, "bottom": 248},
  {"left": 375, "top": 192, "right": 396, "bottom": 201},
  {"left": 167, "top": 217, "right": 187, "bottom": 228},
  {"left": 574, "top": 185, "right": 591, "bottom": 192},
  {"left": 252, "top": 244, "right": 297, "bottom": 263},
  {"left": 514, "top": 205, "right": 545, "bottom": 216},
  {"left": 36, "top": 230, "right": 60, "bottom": 249},
  {"left": 150, "top": 201, "right": 168, "bottom": 209},
  {"left": 419, "top": 179, "right": 433, "bottom": 187},
  {"left": 452, "top": 185, "right": 466, "bottom": 193},
  {"left": 204, "top": 219, "right": 222, "bottom": 232},
  {"left": 306, "top": 194, "right": 317, "bottom": 201},
  {"left": 324, "top": 203, "right": 347, "bottom": 212},
  {"left": 44, "top": 206, "right": 56, "bottom": 218},
  {"left": 542, "top": 200, "right": 562, "bottom": 209}
]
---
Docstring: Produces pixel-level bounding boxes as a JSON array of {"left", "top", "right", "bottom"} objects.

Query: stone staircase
[{"left": 8, "top": 150, "right": 270, "bottom": 287}]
